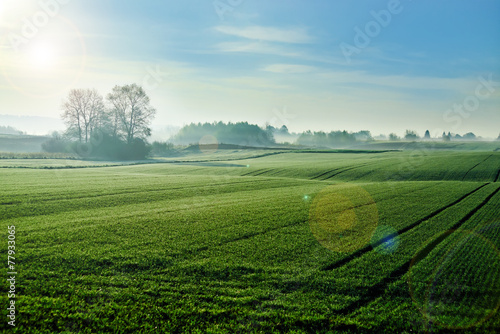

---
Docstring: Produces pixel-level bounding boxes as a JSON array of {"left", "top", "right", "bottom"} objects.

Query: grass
[{"left": 1, "top": 149, "right": 499, "bottom": 333}]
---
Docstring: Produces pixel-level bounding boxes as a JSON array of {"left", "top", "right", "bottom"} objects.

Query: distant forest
[
  {"left": 174, "top": 122, "right": 481, "bottom": 146},
  {"left": 170, "top": 122, "right": 378, "bottom": 147},
  {"left": 172, "top": 122, "right": 274, "bottom": 146}
]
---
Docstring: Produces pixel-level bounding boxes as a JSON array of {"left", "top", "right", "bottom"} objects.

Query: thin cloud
[
  {"left": 318, "top": 70, "right": 480, "bottom": 93},
  {"left": 213, "top": 41, "right": 348, "bottom": 66},
  {"left": 215, "top": 26, "right": 313, "bottom": 44},
  {"left": 262, "top": 64, "right": 316, "bottom": 74},
  {"left": 214, "top": 41, "right": 301, "bottom": 57},
  {"left": 218, "top": 76, "right": 290, "bottom": 90}
]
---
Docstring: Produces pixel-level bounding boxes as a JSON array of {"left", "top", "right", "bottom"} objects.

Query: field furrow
[
  {"left": 334, "top": 185, "right": 500, "bottom": 314},
  {"left": 461, "top": 154, "right": 493, "bottom": 181},
  {"left": 321, "top": 183, "right": 489, "bottom": 271}
]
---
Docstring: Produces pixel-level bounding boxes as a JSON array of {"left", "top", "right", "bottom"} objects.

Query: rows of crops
[{"left": 1, "top": 151, "right": 499, "bottom": 332}]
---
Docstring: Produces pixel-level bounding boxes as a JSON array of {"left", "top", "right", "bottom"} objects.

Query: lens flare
[
  {"left": 28, "top": 42, "right": 56, "bottom": 69},
  {"left": 309, "top": 183, "right": 378, "bottom": 253},
  {"left": 370, "top": 225, "right": 400, "bottom": 254}
]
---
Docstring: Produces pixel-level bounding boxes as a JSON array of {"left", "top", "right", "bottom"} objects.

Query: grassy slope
[{"left": 1, "top": 151, "right": 499, "bottom": 333}]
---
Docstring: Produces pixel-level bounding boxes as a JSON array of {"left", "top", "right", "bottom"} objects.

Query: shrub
[
  {"left": 150, "top": 141, "right": 175, "bottom": 156},
  {"left": 41, "top": 138, "right": 70, "bottom": 153}
]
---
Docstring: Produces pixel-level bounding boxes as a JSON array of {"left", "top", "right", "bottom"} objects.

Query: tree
[
  {"left": 424, "top": 130, "right": 431, "bottom": 139},
  {"left": 41, "top": 131, "right": 70, "bottom": 153},
  {"left": 442, "top": 132, "right": 451, "bottom": 142},
  {"left": 354, "top": 130, "right": 373, "bottom": 141},
  {"left": 389, "top": 133, "right": 399, "bottom": 141},
  {"left": 405, "top": 130, "right": 419, "bottom": 140},
  {"left": 279, "top": 125, "right": 289, "bottom": 135},
  {"left": 107, "top": 84, "right": 156, "bottom": 144},
  {"left": 463, "top": 132, "right": 476, "bottom": 140},
  {"left": 61, "top": 88, "right": 105, "bottom": 143}
]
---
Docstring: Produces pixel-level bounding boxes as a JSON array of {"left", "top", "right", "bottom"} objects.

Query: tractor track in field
[
  {"left": 319, "top": 160, "right": 386, "bottom": 181},
  {"left": 0, "top": 152, "right": 291, "bottom": 170},
  {"left": 321, "top": 164, "right": 372, "bottom": 181},
  {"left": 188, "top": 182, "right": 444, "bottom": 252},
  {"left": 0, "top": 178, "right": 278, "bottom": 206},
  {"left": 336, "top": 185, "right": 500, "bottom": 315},
  {"left": 252, "top": 169, "right": 276, "bottom": 177},
  {"left": 461, "top": 154, "right": 493, "bottom": 181},
  {"left": 219, "top": 219, "right": 307, "bottom": 245},
  {"left": 494, "top": 169, "right": 500, "bottom": 183},
  {"left": 322, "top": 183, "right": 491, "bottom": 271},
  {"left": 266, "top": 169, "right": 286, "bottom": 177},
  {"left": 183, "top": 219, "right": 309, "bottom": 256},
  {"left": 242, "top": 161, "right": 375, "bottom": 180},
  {"left": 341, "top": 161, "right": 390, "bottom": 181},
  {"left": 241, "top": 168, "right": 274, "bottom": 177},
  {"left": 2, "top": 179, "right": 313, "bottom": 220},
  {"left": 309, "top": 167, "right": 346, "bottom": 180}
]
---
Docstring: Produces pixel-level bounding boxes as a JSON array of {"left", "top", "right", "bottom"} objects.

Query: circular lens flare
[
  {"left": 371, "top": 225, "right": 400, "bottom": 255},
  {"left": 309, "top": 183, "right": 378, "bottom": 253}
]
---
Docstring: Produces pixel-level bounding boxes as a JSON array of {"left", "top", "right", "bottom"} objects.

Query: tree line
[
  {"left": 296, "top": 130, "right": 373, "bottom": 147},
  {"left": 171, "top": 121, "right": 274, "bottom": 146},
  {"left": 170, "top": 124, "right": 486, "bottom": 149}
]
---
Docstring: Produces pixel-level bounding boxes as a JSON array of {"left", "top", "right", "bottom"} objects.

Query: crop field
[{"left": 1, "top": 150, "right": 499, "bottom": 333}]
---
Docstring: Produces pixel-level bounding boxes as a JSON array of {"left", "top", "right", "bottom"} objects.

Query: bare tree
[
  {"left": 61, "top": 89, "right": 105, "bottom": 143},
  {"left": 107, "top": 84, "right": 156, "bottom": 143}
]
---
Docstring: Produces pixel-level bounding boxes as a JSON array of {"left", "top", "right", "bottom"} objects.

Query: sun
[{"left": 27, "top": 42, "right": 57, "bottom": 69}]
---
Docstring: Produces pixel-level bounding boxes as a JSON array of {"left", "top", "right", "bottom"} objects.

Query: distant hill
[
  {"left": 0, "top": 114, "right": 64, "bottom": 136},
  {"left": 0, "top": 125, "right": 23, "bottom": 135}
]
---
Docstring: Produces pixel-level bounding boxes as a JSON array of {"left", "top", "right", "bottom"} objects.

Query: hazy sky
[{"left": 1, "top": 0, "right": 499, "bottom": 138}]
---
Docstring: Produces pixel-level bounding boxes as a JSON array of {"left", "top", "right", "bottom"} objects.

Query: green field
[{"left": 1, "top": 149, "right": 499, "bottom": 333}]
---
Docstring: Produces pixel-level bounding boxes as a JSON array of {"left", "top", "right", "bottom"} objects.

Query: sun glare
[{"left": 27, "top": 42, "right": 57, "bottom": 69}]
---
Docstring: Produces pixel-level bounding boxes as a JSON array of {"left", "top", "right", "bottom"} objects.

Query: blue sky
[{"left": 1, "top": 0, "right": 499, "bottom": 138}]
